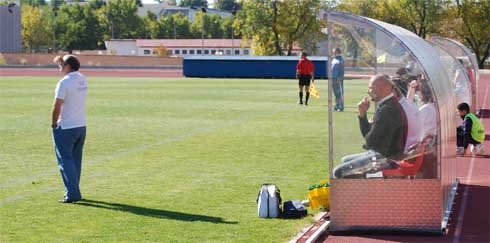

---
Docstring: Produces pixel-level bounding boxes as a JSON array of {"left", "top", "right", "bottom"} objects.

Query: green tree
[
  {"left": 220, "top": 16, "right": 235, "bottom": 39},
  {"left": 159, "top": 13, "right": 193, "bottom": 38},
  {"left": 452, "top": 0, "right": 490, "bottom": 68},
  {"left": 215, "top": 0, "right": 236, "bottom": 11},
  {"left": 20, "top": 0, "right": 46, "bottom": 7},
  {"left": 54, "top": 3, "right": 103, "bottom": 52},
  {"left": 172, "top": 13, "right": 193, "bottom": 38},
  {"left": 278, "top": 0, "right": 323, "bottom": 55},
  {"left": 142, "top": 11, "right": 164, "bottom": 39},
  {"left": 235, "top": 1, "right": 281, "bottom": 55},
  {"left": 179, "top": 0, "right": 207, "bottom": 7},
  {"left": 337, "top": 0, "right": 446, "bottom": 39},
  {"left": 21, "top": 5, "right": 52, "bottom": 52},
  {"left": 100, "top": 0, "right": 143, "bottom": 39},
  {"left": 236, "top": 0, "right": 323, "bottom": 55},
  {"left": 335, "top": 0, "right": 379, "bottom": 18},
  {"left": 192, "top": 12, "right": 224, "bottom": 38}
]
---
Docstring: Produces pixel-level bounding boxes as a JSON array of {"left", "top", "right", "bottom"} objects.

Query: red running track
[{"left": 0, "top": 67, "right": 183, "bottom": 78}]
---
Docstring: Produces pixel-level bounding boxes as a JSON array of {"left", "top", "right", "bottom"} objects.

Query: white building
[{"left": 104, "top": 39, "right": 251, "bottom": 57}]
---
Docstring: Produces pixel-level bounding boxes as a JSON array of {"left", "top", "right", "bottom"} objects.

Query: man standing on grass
[
  {"left": 51, "top": 55, "right": 87, "bottom": 203},
  {"left": 296, "top": 52, "right": 315, "bottom": 106},
  {"left": 331, "top": 48, "right": 345, "bottom": 111}
]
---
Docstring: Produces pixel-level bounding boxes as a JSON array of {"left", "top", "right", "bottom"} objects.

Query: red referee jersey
[{"left": 296, "top": 58, "right": 314, "bottom": 75}]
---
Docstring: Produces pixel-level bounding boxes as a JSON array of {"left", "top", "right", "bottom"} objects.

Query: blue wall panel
[{"left": 183, "top": 57, "right": 327, "bottom": 79}]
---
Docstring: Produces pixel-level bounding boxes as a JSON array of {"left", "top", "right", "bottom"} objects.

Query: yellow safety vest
[{"left": 465, "top": 113, "right": 485, "bottom": 142}]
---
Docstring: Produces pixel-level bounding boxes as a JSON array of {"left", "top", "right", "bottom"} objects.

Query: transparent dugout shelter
[
  {"left": 323, "top": 11, "right": 460, "bottom": 233},
  {"left": 430, "top": 36, "right": 480, "bottom": 113},
  {"left": 429, "top": 41, "right": 472, "bottom": 110}
]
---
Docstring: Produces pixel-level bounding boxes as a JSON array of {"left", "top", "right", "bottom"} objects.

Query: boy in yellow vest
[{"left": 457, "top": 103, "right": 485, "bottom": 156}]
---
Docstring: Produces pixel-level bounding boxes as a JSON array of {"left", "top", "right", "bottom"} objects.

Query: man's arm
[
  {"left": 407, "top": 79, "right": 418, "bottom": 101},
  {"left": 51, "top": 98, "right": 64, "bottom": 128},
  {"left": 358, "top": 96, "right": 371, "bottom": 136}
]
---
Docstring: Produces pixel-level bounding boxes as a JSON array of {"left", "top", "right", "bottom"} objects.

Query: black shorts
[{"left": 298, "top": 74, "right": 312, "bottom": 86}]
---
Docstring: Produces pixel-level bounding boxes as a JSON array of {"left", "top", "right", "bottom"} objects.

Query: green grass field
[{"left": 0, "top": 76, "right": 367, "bottom": 242}]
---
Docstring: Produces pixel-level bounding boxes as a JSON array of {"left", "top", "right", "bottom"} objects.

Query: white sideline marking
[{"left": 453, "top": 85, "right": 489, "bottom": 243}]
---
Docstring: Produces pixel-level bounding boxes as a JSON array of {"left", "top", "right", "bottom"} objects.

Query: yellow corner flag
[
  {"left": 377, "top": 54, "right": 386, "bottom": 64},
  {"left": 309, "top": 82, "right": 320, "bottom": 99}
]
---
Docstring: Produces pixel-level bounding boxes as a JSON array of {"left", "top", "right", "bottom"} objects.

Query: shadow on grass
[{"left": 77, "top": 199, "right": 238, "bottom": 224}]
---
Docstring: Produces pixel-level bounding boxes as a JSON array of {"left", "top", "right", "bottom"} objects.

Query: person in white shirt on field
[{"left": 51, "top": 54, "right": 87, "bottom": 203}]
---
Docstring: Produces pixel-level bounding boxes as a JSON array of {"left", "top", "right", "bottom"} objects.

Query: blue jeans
[
  {"left": 52, "top": 126, "right": 86, "bottom": 200},
  {"left": 332, "top": 78, "right": 344, "bottom": 110}
]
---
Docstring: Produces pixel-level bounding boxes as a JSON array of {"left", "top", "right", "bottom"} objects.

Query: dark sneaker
[{"left": 297, "top": 100, "right": 303, "bottom": 105}]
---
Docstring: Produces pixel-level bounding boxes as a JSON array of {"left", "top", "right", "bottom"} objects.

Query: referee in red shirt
[{"left": 296, "top": 52, "right": 315, "bottom": 105}]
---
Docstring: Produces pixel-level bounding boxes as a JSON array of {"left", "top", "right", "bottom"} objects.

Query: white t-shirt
[
  {"left": 54, "top": 71, "right": 87, "bottom": 129},
  {"left": 399, "top": 97, "right": 422, "bottom": 151},
  {"left": 419, "top": 103, "right": 437, "bottom": 138}
]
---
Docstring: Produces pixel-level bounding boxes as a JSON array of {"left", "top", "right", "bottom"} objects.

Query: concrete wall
[
  {"left": 1, "top": 53, "right": 182, "bottom": 67},
  {"left": 0, "top": 5, "right": 22, "bottom": 53}
]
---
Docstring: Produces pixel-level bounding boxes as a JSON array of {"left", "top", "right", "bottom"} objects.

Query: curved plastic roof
[
  {"left": 326, "top": 11, "right": 455, "bottom": 108},
  {"left": 430, "top": 36, "right": 480, "bottom": 83}
]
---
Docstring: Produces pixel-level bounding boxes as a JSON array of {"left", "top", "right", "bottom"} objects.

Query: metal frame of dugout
[{"left": 324, "top": 11, "right": 466, "bottom": 234}]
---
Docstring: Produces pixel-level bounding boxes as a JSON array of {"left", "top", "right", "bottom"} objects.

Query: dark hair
[
  {"left": 64, "top": 55, "right": 80, "bottom": 71},
  {"left": 392, "top": 77, "right": 408, "bottom": 97},
  {"left": 419, "top": 81, "right": 433, "bottom": 103},
  {"left": 457, "top": 102, "right": 470, "bottom": 112},
  {"left": 301, "top": 52, "right": 307, "bottom": 57},
  {"left": 396, "top": 67, "right": 408, "bottom": 76}
]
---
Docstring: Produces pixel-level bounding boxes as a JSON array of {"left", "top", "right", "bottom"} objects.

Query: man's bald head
[{"left": 368, "top": 74, "right": 394, "bottom": 102}]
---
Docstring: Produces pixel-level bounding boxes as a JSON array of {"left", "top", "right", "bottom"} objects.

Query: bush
[
  {"left": 0, "top": 53, "right": 6, "bottom": 65},
  {"left": 154, "top": 45, "right": 169, "bottom": 57}
]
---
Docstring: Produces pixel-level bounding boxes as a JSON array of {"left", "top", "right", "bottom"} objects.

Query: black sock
[
  {"left": 305, "top": 92, "right": 310, "bottom": 103},
  {"left": 299, "top": 92, "right": 303, "bottom": 102}
]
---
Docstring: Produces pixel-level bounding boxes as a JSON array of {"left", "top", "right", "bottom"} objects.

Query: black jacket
[{"left": 359, "top": 96, "right": 407, "bottom": 159}]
